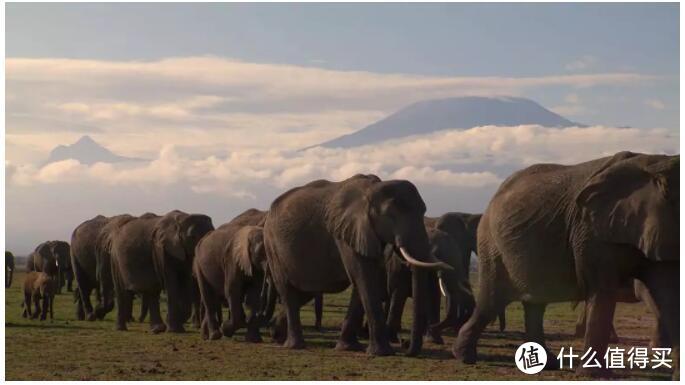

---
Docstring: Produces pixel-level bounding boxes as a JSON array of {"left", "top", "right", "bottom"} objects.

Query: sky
[{"left": 5, "top": 3, "right": 680, "bottom": 253}]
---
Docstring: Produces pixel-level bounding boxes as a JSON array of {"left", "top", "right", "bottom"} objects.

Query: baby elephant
[{"left": 22, "top": 272, "right": 56, "bottom": 321}]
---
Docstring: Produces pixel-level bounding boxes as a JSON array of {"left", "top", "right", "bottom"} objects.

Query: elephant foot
[
  {"left": 283, "top": 337, "right": 306, "bottom": 350},
  {"left": 209, "top": 330, "right": 222, "bottom": 341},
  {"left": 222, "top": 322, "right": 236, "bottom": 337},
  {"left": 575, "top": 366, "right": 613, "bottom": 379},
  {"left": 544, "top": 354, "right": 560, "bottom": 370},
  {"left": 366, "top": 343, "right": 395, "bottom": 357},
  {"left": 335, "top": 339, "right": 365, "bottom": 352},
  {"left": 387, "top": 331, "right": 400, "bottom": 344},
  {"left": 150, "top": 323, "right": 167, "bottom": 334},
  {"left": 314, "top": 322, "right": 323, "bottom": 332},
  {"left": 608, "top": 330, "right": 619, "bottom": 344},
  {"left": 86, "top": 312, "right": 97, "bottom": 322},
  {"left": 452, "top": 343, "right": 477, "bottom": 364},
  {"left": 167, "top": 325, "right": 186, "bottom": 333},
  {"left": 425, "top": 328, "right": 444, "bottom": 345},
  {"left": 115, "top": 323, "right": 128, "bottom": 331},
  {"left": 138, "top": 317, "right": 146, "bottom": 323},
  {"left": 271, "top": 325, "right": 286, "bottom": 344},
  {"left": 245, "top": 330, "right": 263, "bottom": 343}
]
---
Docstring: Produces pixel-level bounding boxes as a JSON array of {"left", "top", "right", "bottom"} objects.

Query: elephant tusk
[
  {"left": 399, "top": 247, "right": 453, "bottom": 271},
  {"left": 439, "top": 277, "right": 447, "bottom": 297}
]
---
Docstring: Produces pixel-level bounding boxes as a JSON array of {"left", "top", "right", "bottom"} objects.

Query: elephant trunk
[{"left": 406, "top": 265, "right": 428, "bottom": 356}]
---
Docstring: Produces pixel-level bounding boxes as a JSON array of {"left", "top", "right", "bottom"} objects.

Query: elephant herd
[{"left": 8, "top": 151, "right": 679, "bottom": 378}]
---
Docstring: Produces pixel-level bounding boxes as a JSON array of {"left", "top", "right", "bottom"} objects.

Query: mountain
[
  {"left": 310, "top": 96, "right": 581, "bottom": 149},
  {"left": 45, "top": 135, "right": 145, "bottom": 165}
]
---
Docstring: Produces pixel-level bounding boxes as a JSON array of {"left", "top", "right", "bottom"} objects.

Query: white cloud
[
  {"left": 8, "top": 125, "right": 678, "bottom": 194},
  {"left": 645, "top": 99, "right": 666, "bottom": 110},
  {"left": 565, "top": 55, "right": 598, "bottom": 71}
]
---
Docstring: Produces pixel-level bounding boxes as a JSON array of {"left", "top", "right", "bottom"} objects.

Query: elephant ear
[
  {"left": 232, "top": 226, "right": 263, "bottom": 277},
  {"left": 155, "top": 215, "right": 186, "bottom": 262},
  {"left": 575, "top": 156, "right": 678, "bottom": 261},
  {"left": 325, "top": 185, "right": 382, "bottom": 257}
]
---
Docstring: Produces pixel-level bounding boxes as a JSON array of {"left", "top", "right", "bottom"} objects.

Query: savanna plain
[{"left": 5, "top": 271, "right": 670, "bottom": 380}]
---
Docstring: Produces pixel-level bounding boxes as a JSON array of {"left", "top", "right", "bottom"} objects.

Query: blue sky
[{"left": 5, "top": 3, "right": 680, "bottom": 253}]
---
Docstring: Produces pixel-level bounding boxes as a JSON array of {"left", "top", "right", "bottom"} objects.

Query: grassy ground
[{"left": 5, "top": 271, "right": 672, "bottom": 380}]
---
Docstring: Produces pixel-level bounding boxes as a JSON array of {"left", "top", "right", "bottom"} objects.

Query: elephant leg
[
  {"left": 223, "top": 282, "right": 246, "bottom": 337},
  {"left": 498, "top": 310, "right": 506, "bottom": 332},
  {"left": 274, "top": 280, "right": 310, "bottom": 349},
  {"left": 73, "top": 261, "right": 95, "bottom": 320},
  {"left": 314, "top": 293, "right": 323, "bottom": 331},
  {"left": 386, "top": 283, "right": 409, "bottom": 343},
  {"left": 344, "top": 256, "right": 393, "bottom": 356},
  {"left": 138, "top": 295, "right": 149, "bottom": 323},
  {"left": 577, "top": 290, "right": 616, "bottom": 377},
  {"left": 23, "top": 293, "right": 31, "bottom": 318},
  {"left": 453, "top": 250, "right": 511, "bottom": 364},
  {"left": 190, "top": 282, "right": 202, "bottom": 329},
  {"left": 40, "top": 296, "right": 49, "bottom": 321},
  {"left": 244, "top": 284, "right": 264, "bottom": 343},
  {"left": 32, "top": 295, "right": 41, "bottom": 319},
  {"left": 335, "top": 287, "right": 365, "bottom": 352},
  {"left": 575, "top": 302, "right": 587, "bottom": 338},
  {"left": 197, "top": 274, "right": 221, "bottom": 340},
  {"left": 424, "top": 274, "right": 444, "bottom": 344},
  {"left": 523, "top": 302, "right": 558, "bottom": 370},
  {"left": 146, "top": 293, "right": 167, "bottom": 334},
  {"left": 114, "top": 290, "right": 133, "bottom": 331},
  {"left": 639, "top": 263, "right": 679, "bottom": 380}
]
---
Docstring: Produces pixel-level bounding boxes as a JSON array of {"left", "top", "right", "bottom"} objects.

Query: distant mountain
[
  {"left": 310, "top": 96, "right": 582, "bottom": 149},
  {"left": 45, "top": 135, "right": 145, "bottom": 165}
]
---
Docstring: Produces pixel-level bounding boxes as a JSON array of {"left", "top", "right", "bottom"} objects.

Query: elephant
[
  {"left": 22, "top": 271, "right": 57, "bottom": 321},
  {"left": 452, "top": 151, "right": 679, "bottom": 378},
  {"left": 6, "top": 251, "right": 15, "bottom": 288},
  {"left": 263, "top": 174, "right": 451, "bottom": 356},
  {"left": 194, "top": 208, "right": 268, "bottom": 342},
  {"left": 71, "top": 215, "right": 132, "bottom": 321},
  {"left": 425, "top": 213, "right": 510, "bottom": 333},
  {"left": 575, "top": 279, "right": 669, "bottom": 348},
  {"left": 26, "top": 241, "right": 65, "bottom": 289},
  {"left": 109, "top": 210, "right": 214, "bottom": 333},
  {"left": 385, "top": 223, "right": 475, "bottom": 345}
]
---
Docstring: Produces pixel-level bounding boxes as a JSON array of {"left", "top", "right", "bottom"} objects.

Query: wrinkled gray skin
[
  {"left": 71, "top": 215, "right": 133, "bottom": 321},
  {"left": 194, "top": 208, "right": 268, "bottom": 342},
  {"left": 264, "top": 174, "right": 451, "bottom": 356},
  {"left": 453, "top": 151, "right": 679, "bottom": 378},
  {"left": 26, "top": 241, "right": 70, "bottom": 293},
  {"left": 575, "top": 279, "right": 669, "bottom": 349},
  {"left": 109, "top": 210, "right": 214, "bottom": 333},
  {"left": 22, "top": 271, "right": 56, "bottom": 321},
  {"left": 6, "top": 251, "right": 15, "bottom": 288},
  {"left": 385, "top": 224, "right": 475, "bottom": 345}
]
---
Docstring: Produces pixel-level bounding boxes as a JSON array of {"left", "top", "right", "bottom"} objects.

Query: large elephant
[
  {"left": 385, "top": 223, "right": 475, "bottom": 345},
  {"left": 6, "top": 251, "right": 15, "bottom": 288},
  {"left": 194, "top": 208, "right": 268, "bottom": 341},
  {"left": 109, "top": 210, "right": 214, "bottom": 333},
  {"left": 71, "top": 214, "right": 132, "bottom": 321},
  {"left": 264, "top": 174, "right": 451, "bottom": 356},
  {"left": 453, "top": 151, "right": 679, "bottom": 377}
]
